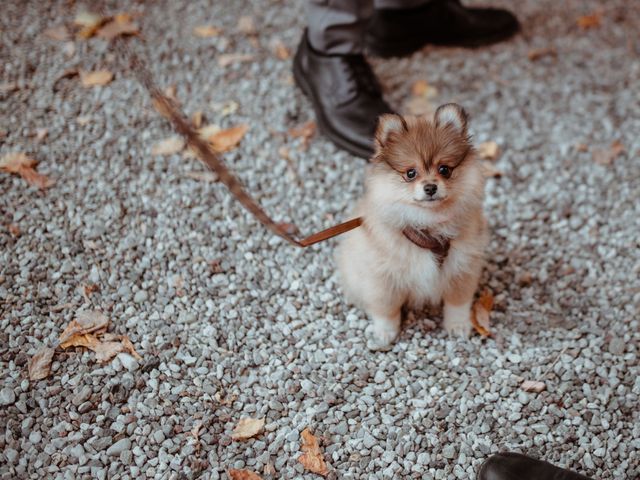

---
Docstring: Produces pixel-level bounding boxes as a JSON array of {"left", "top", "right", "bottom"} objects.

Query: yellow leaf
[
  {"left": 193, "top": 25, "right": 221, "bottom": 38},
  {"left": 298, "top": 428, "right": 329, "bottom": 476},
  {"left": 207, "top": 125, "right": 249, "bottom": 152},
  {"left": 79, "top": 70, "right": 114, "bottom": 87},
  {"left": 75, "top": 11, "right": 105, "bottom": 39},
  {"left": 231, "top": 417, "right": 265, "bottom": 441},
  {"left": 151, "top": 136, "right": 185, "bottom": 156},
  {"left": 0, "top": 152, "right": 54, "bottom": 189}
]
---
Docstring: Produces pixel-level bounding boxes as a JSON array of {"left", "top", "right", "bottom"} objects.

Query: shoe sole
[
  {"left": 293, "top": 58, "right": 373, "bottom": 159},
  {"left": 366, "top": 27, "right": 519, "bottom": 58}
]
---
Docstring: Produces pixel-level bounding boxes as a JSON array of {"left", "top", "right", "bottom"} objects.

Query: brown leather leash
[{"left": 105, "top": 27, "right": 362, "bottom": 248}]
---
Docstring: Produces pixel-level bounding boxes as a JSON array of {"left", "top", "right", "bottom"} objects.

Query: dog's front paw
[
  {"left": 366, "top": 322, "right": 399, "bottom": 352},
  {"left": 443, "top": 312, "right": 472, "bottom": 338}
]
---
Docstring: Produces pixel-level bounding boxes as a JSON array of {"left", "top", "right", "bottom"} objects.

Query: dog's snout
[{"left": 424, "top": 183, "right": 438, "bottom": 196}]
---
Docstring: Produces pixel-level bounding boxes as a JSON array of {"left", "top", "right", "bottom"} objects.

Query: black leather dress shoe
[
  {"left": 366, "top": 0, "right": 520, "bottom": 58},
  {"left": 478, "top": 453, "right": 594, "bottom": 480},
  {"left": 293, "top": 31, "right": 394, "bottom": 159}
]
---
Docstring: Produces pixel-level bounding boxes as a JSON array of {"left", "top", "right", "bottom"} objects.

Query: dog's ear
[
  {"left": 375, "top": 114, "right": 407, "bottom": 151},
  {"left": 434, "top": 103, "right": 468, "bottom": 136}
]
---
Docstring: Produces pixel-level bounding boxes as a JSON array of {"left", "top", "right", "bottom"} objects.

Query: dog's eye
[
  {"left": 406, "top": 168, "right": 417, "bottom": 180},
  {"left": 438, "top": 165, "right": 452, "bottom": 178}
]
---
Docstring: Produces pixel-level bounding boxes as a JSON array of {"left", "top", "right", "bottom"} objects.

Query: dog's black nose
[{"left": 424, "top": 183, "right": 437, "bottom": 196}]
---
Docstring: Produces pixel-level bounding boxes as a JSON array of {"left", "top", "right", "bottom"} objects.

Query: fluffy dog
[{"left": 336, "top": 104, "right": 488, "bottom": 349}]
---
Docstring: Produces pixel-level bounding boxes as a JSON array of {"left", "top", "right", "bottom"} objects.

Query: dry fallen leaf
[
  {"left": 411, "top": 80, "right": 438, "bottom": 98},
  {"left": 480, "top": 160, "right": 503, "bottom": 178},
  {"left": 592, "top": 140, "right": 624, "bottom": 165},
  {"left": 273, "top": 39, "right": 290, "bottom": 60},
  {"left": 28, "top": 347, "right": 55, "bottom": 381},
  {"left": 471, "top": 291, "right": 494, "bottom": 337},
  {"left": 207, "top": 124, "right": 249, "bottom": 152},
  {"left": 151, "top": 136, "right": 185, "bottom": 156},
  {"left": 288, "top": 120, "right": 316, "bottom": 150},
  {"left": 237, "top": 16, "right": 256, "bottom": 35},
  {"left": 231, "top": 417, "right": 265, "bottom": 441},
  {"left": 527, "top": 47, "right": 557, "bottom": 61},
  {"left": 218, "top": 53, "right": 255, "bottom": 68},
  {"left": 577, "top": 11, "right": 602, "bottom": 29},
  {"left": 193, "top": 25, "right": 221, "bottom": 38},
  {"left": 79, "top": 70, "right": 114, "bottom": 87},
  {"left": 228, "top": 470, "right": 263, "bottom": 480},
  {"left": 59, "top": 310, "right": 109, "bottom": 345},
  {"left": 8, "top": 223, "right": 21, "bottom": 237},
  {"left": 96, "top": 13, "right": 139, "bottom": 40},
  {"left": 477, "top": 141, "right": 500, "bottom": 160},
  {"left": 298, "top": 428, "right": 329, "bottom": 476},
  {"left": 0, "top": 152, "right": 55, "bottom": 189},
  {"left": 75, "top": 11, "right": 105, "bottom": 39},
  {"left": 121, "top": 336, "right": 142, "bottom": 360},
  {"left": 520, "top": 380, "right": 546, "bottom": 393},
  {"left": 44, "top": 25, "right": 70, "bottom": 41},
  {"left": 60, "top": 333, "right": 102, "bottom": 350},
  {"left": 93, "top": 341, "right": 126, "bottom": 362}
]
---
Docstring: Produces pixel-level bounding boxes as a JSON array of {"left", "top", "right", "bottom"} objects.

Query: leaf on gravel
[
  {"left": 298, "top": 428, "right": 329, "bottom": 476},
  {"left": 228, "top": 469, "right": 263, "bottom": 480},
  {"left": 411, "top": 79, "right": 438, "bottom": 98},
  {"left": 592, "top": 140, "right": 624, "bottom": 165},
  {"left": 0, "top": 82, "right": 20, "bottom": 94},
  {"left": 93, "top": 341, "right": 126, "bottom": 362},
  {"left": 207, "top": 125, "right": 249, "bottom": 152},
  {"left": 231, "top": 417, "right": 265, "bottom": 441},
  {"left": 193, "top": 25, "right": 221, "bottom": 37},
  {"left": 528, "top": 47, "right": 557, "bottom": 61},
  {"left": 477, "top": 141, "right": 500, "bottom": 160},
  {"left": 480, "top": 160, "right": 503, "bottom": 178},
  {"left": 151, "top": 136, "right": 185, "bottom": 156},
  {"left": 520, "top": 380, "right": 546, "bottom": 393},
  {"left": 237, "top": 16, "right": 256, "bottom": 35},
  {"left": 577, "top": 11, "right": 602, "bottom": 29},
  {"left": 75, "top": 11, "right": 105, "bottom": 39},
  {"left": 121, "top": 336, "right": 142, "bottom": 360},
  {"left": 8, "top": 223, "right": 21, "bottom": 236},
  {"left": 0, "top": 152, "right": 55, "bottom": 189},
  {"left": 60, "top": 333, "right": 102, "bottom": 350},
  {"left": 471, "top": 291, "right": 494, "bottom": 337},
  {"left": 44, "top": 25, "right": 70, "bottom": 41},
  {"left": 28, "top": 347, "right": 55, "bottom": 381},
  {"left": 288, "top": 120, "right": 316, "bottom": 150},
  {"left": 213, "top": 100, "right": 239, "bottom": 117},
  {"left": 218, "top": 53, "right": 255, "bottom": 68},
  {"left": 59, "top": 310, "right": 109, "bottom": 344},
  {"left": 96, "top": 13, "right": 139, "bottom": 40},
  {"left": 79, "top": 70, "right": 113, "bottom": 87},
  {"left": 272, "top": 39, "right": 290, "bottom": 60}
]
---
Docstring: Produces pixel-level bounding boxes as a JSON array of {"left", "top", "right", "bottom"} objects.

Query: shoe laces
[{"left": 339, "top": 55, "right": 383, "bottom": 99}]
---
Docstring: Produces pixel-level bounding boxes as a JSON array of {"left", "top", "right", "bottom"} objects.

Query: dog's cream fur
[{"left": 336, "top": 104, "right": 488, "bottom": 348}]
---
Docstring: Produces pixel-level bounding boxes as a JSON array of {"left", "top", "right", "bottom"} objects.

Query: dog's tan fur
[{"left": 336, "top": 104, "right": 488, "bottom": 347}]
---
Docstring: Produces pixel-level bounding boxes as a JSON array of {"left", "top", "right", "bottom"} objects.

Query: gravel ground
[{"left": 1, "top": 0, "right": 639, "bottom": 479}]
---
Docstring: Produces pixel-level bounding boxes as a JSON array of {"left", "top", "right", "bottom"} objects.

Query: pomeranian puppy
[{"left": 336, "top": 104, "right": 488, "bottom": 349}]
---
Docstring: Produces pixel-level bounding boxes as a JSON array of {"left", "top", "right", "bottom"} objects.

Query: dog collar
[{"left": 402, "top": 227, "right": 451, "bottom": 264}]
